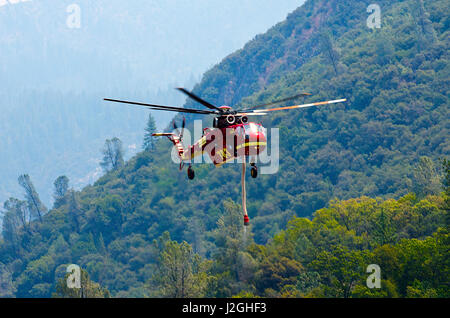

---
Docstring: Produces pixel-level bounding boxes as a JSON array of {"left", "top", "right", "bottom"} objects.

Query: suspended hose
[{"left": 242, "top": 162, "right": 249, "bottom": 226}]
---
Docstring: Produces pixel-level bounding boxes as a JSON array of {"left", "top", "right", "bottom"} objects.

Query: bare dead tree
[{"left": 18, "top": 174, "right": 47, "bottom": 222}]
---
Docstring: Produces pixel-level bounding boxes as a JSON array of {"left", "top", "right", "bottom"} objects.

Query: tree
[
  {"left": 96, "top": 232, "right": 107, "bottom": 255},
  {"left": 100, "top": 137, "right": 125, "bottom": 172},
  {"left": 372, "top": 208, "right": 396, "bottom": 246},
  {"left": 208, "top": 200, "right": 255, "bottom": 297},
  {"left": 0, "top": 263, "right": 16, "bottom": 297},
  {"left": 67, "top": 190, "right": 81, "bottom": 232},
  {"left": 319, "top": 32, "right": 339, "bottom": 75},
  {"left": 442, "top": 158, "right": 450, "bottom": 229},
  {"left": 152, "top": 233, "right": 210, "bottom": 297},
  {"left": 412, "top": 157, "right": 442, "bottom": 198},
  {"left": 18, "top": 174, "right": 46, "bottom": 222},
  {"left": 310, "top": 246, "right": 366, "bottom": 298},
  {"left": 1, "top": 209, "right": 18, "bottom": 250},
  {"left": 53, "top": 176, "right": 69, "bottom": 208},
  {"left": 442, "top": 159, "right": 450, "bottom": 195},
  {"left": 3, "top": 198, "right": 30, "bottom": 229},
  {"left": 2, "top": 198, "right": 31, "bottom": 250},
  {"left": 143, "top": 113, "right": 157, "bottom": 151},
  {"left": 412, "top": 0, "right": 437, "bottom": 48},
  {"left": 53, "top": 269, "right": 110, "bottom": 298},
  {"left": 296, "top": 271, "right": 321, "bottom": 296},
  {"left": 254, "top": 255, "right": 303, "bottom": 295}
]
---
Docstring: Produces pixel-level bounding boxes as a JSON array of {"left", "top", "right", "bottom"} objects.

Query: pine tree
[
  {"left": 53, "top": 176, "right": 69, "bottom": 208},
  {"left": 373, "top": 208, "right": 396, "bottom": 246},
  {"left": 412, "top": 0, "right": 437, "bottom": 48},
  {"left": 319, "top": 32, "right": 339, "bottom": 75},
  {"left": 68, "top": 190, "right": 80, "bottom": 232},
  {"left": 96, "top": 232, "right": 107, "bottom": 255},
  {"left": 143, "top": 113, "right": 157, "bottom": 151}
]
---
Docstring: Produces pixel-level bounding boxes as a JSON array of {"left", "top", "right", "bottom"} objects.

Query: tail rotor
[
  {"left": 172, "top": 117, "right": 187, "bottom": 172},
  {"left": 180, "top": 117, "right": 186, "bottom": 141},
  {"left": 173, "top": 117, "right": 186, "bottom": 142}
]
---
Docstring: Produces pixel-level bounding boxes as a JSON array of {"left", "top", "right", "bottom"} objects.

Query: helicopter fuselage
[{"left": 181, "top": 121, "right": 267, "bottom": 167}]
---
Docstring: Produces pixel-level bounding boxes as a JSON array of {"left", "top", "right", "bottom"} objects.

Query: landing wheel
[
  {"left": 187, "top": 166, "right": 195, "bottom": 180},
  {"left": 251, "top": 165, "right": 258, "bottom": 178}
]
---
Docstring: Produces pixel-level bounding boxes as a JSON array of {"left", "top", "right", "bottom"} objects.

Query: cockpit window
[{"left": 243, "top": 123, "right": 263, "bottom": 134}]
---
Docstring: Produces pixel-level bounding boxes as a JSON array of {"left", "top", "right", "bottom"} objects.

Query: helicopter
[{"left": 104, "top": 88, "right": 346, "bottom": 226}]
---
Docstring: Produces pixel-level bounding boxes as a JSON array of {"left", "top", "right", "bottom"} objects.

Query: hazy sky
[{"left": 0, "top": 0, "right": 305, "bottom": 92}]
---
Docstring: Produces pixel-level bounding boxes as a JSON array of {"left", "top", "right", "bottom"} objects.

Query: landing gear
[
  {"left": 187, "top": 166, "right": 195, "bottom": 180},
  {"left": 250, "top": 163, "right": 258, "bottom": 178}
]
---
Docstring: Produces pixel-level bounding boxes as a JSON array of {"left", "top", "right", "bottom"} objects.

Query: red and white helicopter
[{"left": 105, "top": 88, "right": 346, "bottom": 225}]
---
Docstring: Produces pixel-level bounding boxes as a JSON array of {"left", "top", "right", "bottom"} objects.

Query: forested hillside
[{"left": 0, "top": 0, "right": 448, "bottom": 297}]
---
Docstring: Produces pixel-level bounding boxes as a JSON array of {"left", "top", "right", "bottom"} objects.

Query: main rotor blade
[
  {"left": 238, "top": 93, "right": 311, "bottom": 111},
  {"left": 146, "top": 106, "right": 213, "bottom": 115},
  {"left": 104, "top": 98, "right": 215, "bottom": 114},
  {"left": 235, "top": 112, "right": 268, "bottom": 116},
  {"left": 250, "top": 99, "right": 347, "bottom": 113},
  {"left": 176, "top": 88, "right": 222, "bottom": 111}
]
